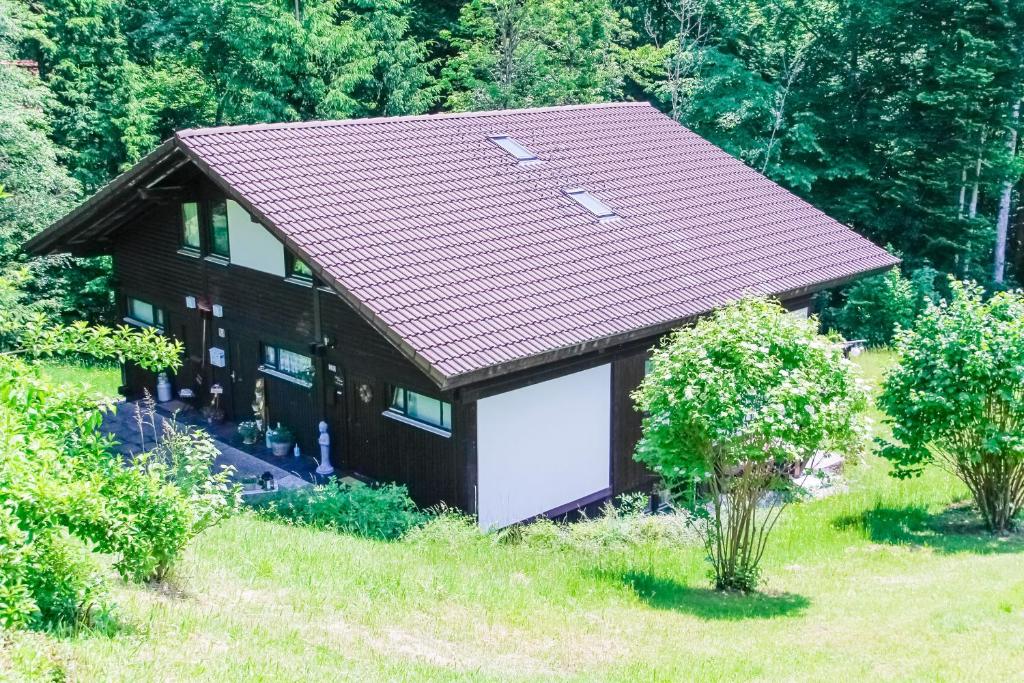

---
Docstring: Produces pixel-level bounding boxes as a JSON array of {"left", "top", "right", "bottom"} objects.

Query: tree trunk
[
  {"left": 969, "top": 130, "right": 985, "bottom": 219},
  {"left": 994, "top": 100, "right": 1020, "bottom": 284}
]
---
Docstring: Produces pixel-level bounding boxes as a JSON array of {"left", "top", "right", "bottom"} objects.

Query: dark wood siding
[
  {"left": 320, "top": 293, "right": 460, "bottom": 507},
  {"left": 610, "top": 352, "right": 657, "bottom": 495},
  {"left": 110, "top": 174, "right": 454, "bottom": 479}
]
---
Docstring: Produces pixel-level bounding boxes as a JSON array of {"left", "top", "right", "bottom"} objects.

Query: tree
[
  {"left": 879, "top": 280, "right": 1024, "bottom": 533},
  {"left": 440, "top": 0, "right": 628, "bottom": 111},
  {"left": 633, "top": 297, "right": 868, "bottom": 590},
  {"left": 824, "top": 264, "right": 939, "bottom": 346}
]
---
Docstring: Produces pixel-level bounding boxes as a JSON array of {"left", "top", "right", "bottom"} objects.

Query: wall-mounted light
[
  {"left": 185, "top": 296, "right": 197, "bottom": 309},
  {"left": 212, "top": 304, "right": 224, "bottom": 318}
]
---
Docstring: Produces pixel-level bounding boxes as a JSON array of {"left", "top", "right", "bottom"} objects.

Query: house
[{"left": 26, "top": 102, "right": 897, "bottom": 529}]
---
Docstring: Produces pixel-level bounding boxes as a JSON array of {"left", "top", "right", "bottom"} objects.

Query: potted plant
[
  {"left": 268, "top": 425, "right": 294, "bottom": 457},
  {"left": 237, "top": 420, "right": 260, "bottom": 445}
]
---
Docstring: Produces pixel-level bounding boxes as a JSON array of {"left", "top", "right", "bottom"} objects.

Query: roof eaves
[
  {"left": 24, "top": 139, "right": 181, "bottom": 255},
  {"left": 439, "top": 259, "right": 899, "bottom": 391}
]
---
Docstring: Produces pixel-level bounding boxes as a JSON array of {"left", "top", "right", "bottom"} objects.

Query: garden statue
[
  {"left": 316, "top": 420, "right": 334, "bottom": 476},
  {"left": 252, "top": 378, "right": 267, "bottom": 433}
]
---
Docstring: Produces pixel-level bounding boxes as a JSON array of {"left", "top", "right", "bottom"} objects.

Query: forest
[{"left": 1, "top": 0, "right": 1023, "bottom": 329}]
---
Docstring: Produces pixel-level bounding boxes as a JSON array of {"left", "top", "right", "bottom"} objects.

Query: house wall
[
  {"left": 110, "top": 174, "right": 460, "bottom": 507},
  {"left": 476, "top": 364, "right": 611, "bottom": 529}
]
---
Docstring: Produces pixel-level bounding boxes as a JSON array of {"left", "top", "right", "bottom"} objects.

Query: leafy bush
[
  {"left": 823, "top": 265, "right": 938, "bottom": 346},
  {"left": 880, "top": 280, "right": 1024, "bottom": 533},
  {"left": 0, "top": 310, "right": 238, "bottom": 629},
  {"left": 256, "top": 482, "right": 425, "bottom": 540},
  {"left": 633, "top": 297, "right": 869, "bottom": 591}
]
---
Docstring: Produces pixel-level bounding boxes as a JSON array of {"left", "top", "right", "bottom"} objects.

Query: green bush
[
  {"left": 257, "top": 482, "right": 425, "bottom": 540},
  {"left": 0, "top": 311, "right": 238, "bottom": 629},
  {"left": 823, "top": 265, "right": 938, "bottom": 346},
  {"left": 880, "top": 280, "right": 1024, "bottom": 532},
  {"left": 633, "top": 296, "right": 869, "bottom": 591}
]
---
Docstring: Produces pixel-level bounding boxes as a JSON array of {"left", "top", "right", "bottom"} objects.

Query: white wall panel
[
  {"left": 227, "top": 200, "right": 285, "bottom": 276},
  {"left": 477, "top": 364, "right": 611, "bottom": 529}
]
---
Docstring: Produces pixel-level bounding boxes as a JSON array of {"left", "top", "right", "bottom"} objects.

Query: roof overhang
[
  {"left": 438, "top": 262, "right": 897, "bottom": 390},
  {"left": 24, "top": 140, "right": 188, "bottom": 256}
]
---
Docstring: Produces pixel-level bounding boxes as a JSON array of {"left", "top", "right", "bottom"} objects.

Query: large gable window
[
  {"left": 181, "top": 202, "right": 201, "bottom": 251},
  {"left": 208, "top": 198, "right": 230, "bottom": 259},
  {"left": 125, "top": 296, "right": 165, "bottom": 330},
  {"left": 385, "top": 387, "right": 452, "bottom": 436},
  {"left": 259, "top": 343, "right": 314, "bottom": 387}
]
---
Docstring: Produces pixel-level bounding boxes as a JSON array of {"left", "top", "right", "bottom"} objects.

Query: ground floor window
[
  {"left": 386, "top": 387, "right": 452, "bottom": 434},
  {"left": 259, "top": 343, "right": 314, "bottom": 386},
  {"left": 125, "top": 296, "right": 165, "bottom": 330}
]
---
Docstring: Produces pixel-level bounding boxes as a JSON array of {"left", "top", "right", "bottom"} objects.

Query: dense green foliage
[
  {"left": 0, "top": 316, "right": 238, "bottom": 629},
  {"left": 880, "top": 281, "right": 1024, "bottom": 532},
  {"left": 255, "top": 482, "right": 425, "bottom": 540},
  {"left": 633, "top": 297, "right": 869, "bottom": 590},
  {"left": 0, "top": 0, "right": 1019, "bottom": 322},
  {"left": 822, "top": 264, "right": 939, "bottom": 346}
]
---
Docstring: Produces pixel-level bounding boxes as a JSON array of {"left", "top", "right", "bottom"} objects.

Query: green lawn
[
  {"left": 5, "top": 350, "right": 1024, "bottom": 681},
  {"left": 37, "top": 359, "right": 121, "bottom": 399}
]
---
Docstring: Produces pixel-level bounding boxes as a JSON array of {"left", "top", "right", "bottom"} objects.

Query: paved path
[{"left": 101, "top": 401, "right": 311, "bottom": 494}]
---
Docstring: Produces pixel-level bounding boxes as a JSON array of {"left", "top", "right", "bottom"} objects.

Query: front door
[
  {"left": 346, "top": 374, "right": 376, "bottom": 476},
  {"left": 325, "top": 366, "right": 347, "bottom": 471}
]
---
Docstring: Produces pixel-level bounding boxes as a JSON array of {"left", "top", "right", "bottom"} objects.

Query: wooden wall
[
  {"left": 111, "top": 171, "right": 460, "bottom": 507},
  {"left": 319, "top": 294, "right": 461, "bottom": 508}
]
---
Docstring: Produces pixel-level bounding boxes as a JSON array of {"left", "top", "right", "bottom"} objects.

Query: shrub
[
  {"left": 633, "top": 297, "right": 869, "bottom": 591},
  {"left": 0, "top": 310, "right": 238, "bottom": 628},
  {"left": 880, "top": 280, "right": 1024, "bottom": 532},
  {"left": 256, "top": 482, "right": 425, "bottom": 540},
  {"left": 824, "top": 265, "right": 938, "bottom": 346}
]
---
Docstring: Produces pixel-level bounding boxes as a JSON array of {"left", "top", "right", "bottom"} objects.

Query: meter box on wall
[{"left": 209, "top": 347, "right": 226, "bottom": 367}]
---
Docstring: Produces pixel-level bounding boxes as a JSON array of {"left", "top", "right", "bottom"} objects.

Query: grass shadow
[
  {"left": 615, "top": 570, "right": 810, "bottom": 620},
  {"left": 832, "top": 502, "right": 1024, "bottom": 554}
]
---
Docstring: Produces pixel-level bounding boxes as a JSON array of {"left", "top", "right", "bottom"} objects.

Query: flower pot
[
  {"left": 242, "top": 435, "right": 258, "bottom": 446},
  {"left": 270, "top": 441, "right": 292, "bottom": 457}
]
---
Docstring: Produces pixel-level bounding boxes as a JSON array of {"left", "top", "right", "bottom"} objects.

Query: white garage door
[{"left": 476, "top": 364, "right": 611, "bottom": 529}]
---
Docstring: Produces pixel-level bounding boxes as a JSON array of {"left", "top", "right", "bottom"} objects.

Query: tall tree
[{"left": 440, "top": 0, "right": 628, "bottom": 111}]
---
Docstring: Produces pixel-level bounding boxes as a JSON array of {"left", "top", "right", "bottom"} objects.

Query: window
[
  {"left": 260, "top": 344, "right": 314, "bottom": 386},
  {"left": 488, "top": 135, "right": 539, "bottom": 163},
  {"left": 125, "top": 296, "right": 165, "bottom": 329},
  {"left": 564, "top": 188, "right": 618, "bottom": 221},
  {"left": 181, "top": 202, "right": 201, "bottom": 251},
  {"left": 209, "top": 198, "right": 230, "bottom": 258},
  {"left": 387, "top": 387, "right": 452, "bottom": 434},
  {"left": 287, "top": 253, "right": 314, "bottom": 282}
]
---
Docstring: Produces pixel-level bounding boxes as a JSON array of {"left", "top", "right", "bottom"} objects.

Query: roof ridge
[{"left": 175, "top": 101, "right": 653, "bottom": 139}]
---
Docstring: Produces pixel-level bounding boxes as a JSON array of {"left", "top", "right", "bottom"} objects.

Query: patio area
[{"left": 100, "top": 399, "right": 322, "bottom": 494}]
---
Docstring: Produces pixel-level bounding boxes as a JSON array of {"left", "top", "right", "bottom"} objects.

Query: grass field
[
  {"left": 4, "top": 350, "right": 1024, "bottom": 682},
  {"left": 37, "top": 359, "right": 121, "bottom": 398}
]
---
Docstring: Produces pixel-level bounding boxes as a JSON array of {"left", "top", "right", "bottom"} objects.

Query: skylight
[
  {"left": 564, "top": 188, "right": 618, "bottom": 221},
  {"left": 488, "top": 135, "right": 539, "bottom": 162}
]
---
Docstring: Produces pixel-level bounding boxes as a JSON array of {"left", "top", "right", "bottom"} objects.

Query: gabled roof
[{"left": 27, "top": 102, "right": 897, "bottom": 388}]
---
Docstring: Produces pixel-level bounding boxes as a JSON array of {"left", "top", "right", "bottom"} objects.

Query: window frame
[
  {"left": 207, "top": 197, "right": 231, "bottom": 260},
  {"left": 285, "top": 252, "right": 314, "bottom": 285},
  {"left": 258, "top": 342, "right": 314, "bottom": 388},
  {"left": 384, "top": 386, "right": 452, "bottom": 437},
  {"left": 179, "top": 201, "right": 202, "bottom": 254},
  {"left": 124, "top": 296, "right": 166, "bottom": 331}
]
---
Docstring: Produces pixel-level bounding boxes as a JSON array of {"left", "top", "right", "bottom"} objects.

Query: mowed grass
[
  {"left": 6, "top": 350, "right": 1024, "bottom": 681},
  {"left": 37, "top": 358, "right": 121, "bottom": 398}
]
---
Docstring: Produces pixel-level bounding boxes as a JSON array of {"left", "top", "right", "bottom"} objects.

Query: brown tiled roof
[
  {"left": 175, "top": 102, "right": 896, "bottom": 384},
  {"left": 33, "top": 102, "right": 897, "bottom": 386}
]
